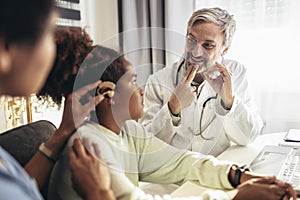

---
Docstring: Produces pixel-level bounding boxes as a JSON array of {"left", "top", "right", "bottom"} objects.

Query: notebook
[{"left": 250, "top": 145, "right": 300, "bottom": 195}]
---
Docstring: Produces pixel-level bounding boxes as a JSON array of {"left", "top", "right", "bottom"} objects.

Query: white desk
[
  {"left": 171, "top": 132, "right": 290, "bottom": 198},
  {"left": 217, "top": 132, "right": 286, "bottom": 164}
]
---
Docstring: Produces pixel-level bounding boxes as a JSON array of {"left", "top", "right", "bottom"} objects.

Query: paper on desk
[
  {"left": 279, "top": 141, "right": 300, "bottom": 148},
  {"left": 284, "top": 129, "right": 300, "bottom": 142}
]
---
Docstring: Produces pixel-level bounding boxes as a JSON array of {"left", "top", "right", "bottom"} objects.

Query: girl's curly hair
[{"left": 37, "top": 26, "right": 128, "bottom": 107}]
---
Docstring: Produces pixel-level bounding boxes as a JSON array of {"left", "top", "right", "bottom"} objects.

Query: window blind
[{"left": 56, "top": 0, "right": 81, "bottom": 26}]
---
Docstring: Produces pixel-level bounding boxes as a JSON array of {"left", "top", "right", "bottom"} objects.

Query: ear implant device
[{"left": 97, "top": 81, "right": 116, "bottom": 98}]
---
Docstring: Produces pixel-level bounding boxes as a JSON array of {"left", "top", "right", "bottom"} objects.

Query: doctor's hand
[
  {"left": 203, "top": 62, "right": 234, "bottom": 109},
  {"left": 168, "top": 66, "right": 197, "bottom": 115}
]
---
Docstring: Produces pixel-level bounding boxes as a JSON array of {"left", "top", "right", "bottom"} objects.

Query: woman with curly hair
[{"left": 42, "top": 27, "right": 296, "bottom": 200}]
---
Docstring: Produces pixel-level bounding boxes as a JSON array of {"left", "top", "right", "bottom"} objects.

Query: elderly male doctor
[{"left": 140, "top": 7, "right": 264, "bottom": 156}]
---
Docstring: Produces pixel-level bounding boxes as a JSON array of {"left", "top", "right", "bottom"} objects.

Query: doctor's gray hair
[{"left": 186, "top": 7, "right": 236, "bottom": 48}]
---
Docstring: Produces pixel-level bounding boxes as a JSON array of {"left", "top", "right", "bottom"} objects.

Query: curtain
[
  {"left": 117, "top": 0, "right": 194, "bottom": 87},
  {"left": 118, "top": 0, "right": 165, "bottom": 87},
  {"left": 195, "top": 0, "right": 300, "bottom": 133}
]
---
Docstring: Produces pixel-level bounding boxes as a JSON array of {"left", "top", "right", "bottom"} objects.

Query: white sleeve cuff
[{"left": 215, "top": 95, "right": 240, "bottom": 117}]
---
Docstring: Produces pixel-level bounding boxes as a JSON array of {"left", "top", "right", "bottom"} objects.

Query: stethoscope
[{"left": 176, "top": 59, "right": 217, "bottom": 140}]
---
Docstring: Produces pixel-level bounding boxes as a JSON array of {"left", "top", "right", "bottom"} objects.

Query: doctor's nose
[{"left": 191, "top": 43, "right": 206, "bottom": 58}]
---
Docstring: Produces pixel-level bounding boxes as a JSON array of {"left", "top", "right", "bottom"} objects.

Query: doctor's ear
[{"left": 221, "top": 47, "right": 229, "bottom": 56}]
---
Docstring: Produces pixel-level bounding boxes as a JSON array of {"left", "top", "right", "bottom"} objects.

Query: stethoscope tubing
[{"left": 175, "top": 59, "right": 217, "bottom": 140}]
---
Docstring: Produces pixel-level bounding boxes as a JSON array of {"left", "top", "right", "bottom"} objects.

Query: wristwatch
[
  {"left": 221, "top": 99, "right": 231, "bottom": 110},
  {"left": 231, "top": 165, "right": 251, "bottom": 188},
  {"left": 38, "top": 143, "right": 59, "bottom": 162}
]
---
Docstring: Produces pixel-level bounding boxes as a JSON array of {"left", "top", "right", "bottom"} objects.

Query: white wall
[
  {"left": 81, "top": 0, "right": 119, "bottom": 50},
  {"left": 165, "top": 0, "right": 194, "bottom": 66}
]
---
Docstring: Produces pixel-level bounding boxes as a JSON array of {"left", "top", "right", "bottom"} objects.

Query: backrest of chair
[
  {"left": 0, "top": 120, "right": 57, "bottom": 199},
  {"left": 0, "top": 120, "right": 57, "bottom": 166}
]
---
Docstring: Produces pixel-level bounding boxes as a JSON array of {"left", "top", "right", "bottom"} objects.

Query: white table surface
[
  {"left": 171, "top": 132, "right": 293, "bottom": 198},
  {"left": 217, "top": 132, "right": 286, "bottom": 164}
]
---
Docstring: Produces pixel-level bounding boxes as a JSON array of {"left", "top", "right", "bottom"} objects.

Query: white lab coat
[{"left": 140, "top": 57, "right": 264, "bottom": 156}]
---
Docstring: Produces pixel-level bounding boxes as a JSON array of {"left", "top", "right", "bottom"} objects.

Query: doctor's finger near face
[{"left": 185, "top": 21, "right": 228, "bottom": 73}]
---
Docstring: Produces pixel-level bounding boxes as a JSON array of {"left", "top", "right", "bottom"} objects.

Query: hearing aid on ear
[{"left": 97, "top": 81, "right": 116, "bottom": 98}]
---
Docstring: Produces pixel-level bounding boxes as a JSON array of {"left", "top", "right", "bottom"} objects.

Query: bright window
[{"left": 195, "top": 0, "right": 300, "bottom": 133}]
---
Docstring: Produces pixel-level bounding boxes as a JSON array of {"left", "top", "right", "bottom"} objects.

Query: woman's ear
[{"left": 0, "top": 39, "right": 12, "bottom": 74}]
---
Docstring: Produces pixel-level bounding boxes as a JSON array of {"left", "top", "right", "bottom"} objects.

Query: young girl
[{"left": 44, "top": 27, "right": 296, "bottom": 200}]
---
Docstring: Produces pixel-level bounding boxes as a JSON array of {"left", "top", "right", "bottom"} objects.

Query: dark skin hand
[
  {"left": 69, "top": 138, "right": 115, "bottom": 200},
  {"left": 233, "top": 176, "right": 297, "bottom": 200},
  {"left": 228, "top": 166, "right": 297, "bottom": 200}
]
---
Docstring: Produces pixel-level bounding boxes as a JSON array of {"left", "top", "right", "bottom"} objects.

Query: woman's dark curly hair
[
  {"left": 37, "top": 26, "right": 94, "bottom": 106},
  {"left": 37, "top": 26, "right": 128, "bottom": 107}
]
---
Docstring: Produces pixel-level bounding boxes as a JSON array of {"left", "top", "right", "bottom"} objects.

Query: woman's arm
[{"left": 24, "top": 81, "right": 103, "bottom": 189}]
